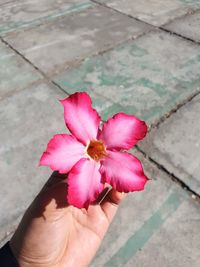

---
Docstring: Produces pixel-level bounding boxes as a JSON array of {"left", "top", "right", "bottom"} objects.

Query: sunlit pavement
[{"left": 0, "top": 1, "right": 200, "bottom": 266}]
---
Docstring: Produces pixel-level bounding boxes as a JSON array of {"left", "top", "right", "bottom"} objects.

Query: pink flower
[{"left": 39, "top": 92, "right": 148, "bottom": 208}]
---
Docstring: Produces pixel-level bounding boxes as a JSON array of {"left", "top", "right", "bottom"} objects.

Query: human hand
[{"left": 10, "top": 172, "right": 125, "bottom": 267}]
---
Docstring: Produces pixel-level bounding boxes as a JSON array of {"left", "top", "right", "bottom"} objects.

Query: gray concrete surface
[
  {"left": 0, "top": 0, "right": 200, "bottom": 266},
  {"left": 164, "top": 9, "right": 200, "bottom": 42},
  {"left": 54, "top": 30, "right": 200, "bottom": 124},
  {"left": 95, "top": 0, "right": 200, "bottom": 26},
  {"left": 124, "top": 196, "right": 200, "bottom": 267},
  {"left": 4, "top": 5, "right": 151, "bottom": 75},
  {"left": 0, "top": 82, "right": 67, "bottom": 230},
  {"left": 139, "top": 93, "right": 200, "bottom": 195},
  {"left": 0, "top": 0, "right": 93, "bottom": 34},
  {"left": 0, "top": 40, "right": 42, "bottom": 100}
]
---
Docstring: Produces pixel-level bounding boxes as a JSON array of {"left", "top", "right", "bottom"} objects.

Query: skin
[{"left": 10, "top": 172, "right": 125, "bottom": 267}]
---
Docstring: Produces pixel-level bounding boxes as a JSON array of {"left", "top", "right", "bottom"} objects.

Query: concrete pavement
[{"left": 0, "top": 0, "right": 200, "bottom": 266}]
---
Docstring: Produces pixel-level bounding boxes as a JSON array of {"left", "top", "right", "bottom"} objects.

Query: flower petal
[
  {"left": 39, "top": 134, "right": 85, "bottom": 174},
  {"left": 99, "top": 113, "right": 147, "bottom": 150},
  {"left": 60, "top": 92, "right": 101, "bottom": 145},
  {"left": 100, "top": 151, "right": 148, "bottom": 192},
  {"left": 68, "top": 158, "right": 103, "bottom": 209}
]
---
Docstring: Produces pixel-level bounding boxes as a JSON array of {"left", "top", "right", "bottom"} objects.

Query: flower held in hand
[{"left": 40, "top": 92, "right": 148, "bottom": 208}]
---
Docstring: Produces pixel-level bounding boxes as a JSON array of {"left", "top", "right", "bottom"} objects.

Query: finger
[{"left": 100, "top": 189, "right": 126, "bottom": 223}]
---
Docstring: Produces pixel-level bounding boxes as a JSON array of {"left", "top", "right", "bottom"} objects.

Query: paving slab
[
  {"left": 0, "top": 82, "right": 68, "bottom": 240},
  {"left": 0, "top": 0, "right": 93, "bottom": 34},
  {"left": 91, "top": 150, "right": 200, "bottom": 267},
  {"left": 54, "top": 31, "right": 200, "bottom": 124},
  {"left": 95, "top": 0, "right": 200, "bottom": 26},
  {"left": 123, "top": 196, "right": 200, "bottom": 267},
  {"left": 139, "top": 93, "right": 200, "bottom": 195},
  {"left": 0, "top": 40, "right": 42, "bottom": 100},
  {"left": 4, "top": 5, "right": 152, "bottom": 75},
  {"left": 164, "top": 10, "right": 200, "bottom": 43}
]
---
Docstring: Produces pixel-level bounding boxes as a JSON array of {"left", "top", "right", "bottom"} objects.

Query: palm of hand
[{"left": 10, "top": 173, "right": 123, "bottom": 267}]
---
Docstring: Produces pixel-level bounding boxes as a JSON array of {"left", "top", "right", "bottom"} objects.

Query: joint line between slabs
[
  {"left": 0, "top": 1, "right": 93, "bottom": 35},
  {"left": 150, "top": 88, "right": 200, "bottom": 129},
  {"left": 160, "top": 27, "right": 200, "bottom": 46},
  {"left": 0, "top": 37, "right": 68, "bottom": 98},
  {"left": 91, "top": 0, "right": 200, "bottom": 46},
  {"left": 91, "top": 0, "right": 154, "bottom": 28},
  {"left": 136, "top": 146, "right": 200, "bottom": 200}
]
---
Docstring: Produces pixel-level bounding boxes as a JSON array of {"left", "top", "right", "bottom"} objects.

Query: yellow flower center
[{"left": 87, "top": 140, "right": 106, "bottom": 161}]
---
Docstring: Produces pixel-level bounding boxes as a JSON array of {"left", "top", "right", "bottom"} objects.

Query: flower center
[{"left": 87, "top": 140, "right": 106, "bottom": 161}]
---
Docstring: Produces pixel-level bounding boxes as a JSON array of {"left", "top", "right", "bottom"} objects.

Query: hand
[{"left": 10, "top": 172, "right": 125, "bottom": 267}]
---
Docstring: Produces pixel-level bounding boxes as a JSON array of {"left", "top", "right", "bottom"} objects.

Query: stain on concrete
[
  {"left": 103, "top": 192, "right": 183, "bottom": 267},
  {"left": 55, "top": 31, "right": 200, "bottom": 124}
]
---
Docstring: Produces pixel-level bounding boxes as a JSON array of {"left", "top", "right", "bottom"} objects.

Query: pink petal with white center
[
  {"left": 68, "top": 158, "right": 103, "bottom": 209},
  {"left": 100, "top": 151, "right": 148, "bottom": 192},
  {"left": 39, "top": 134, "right": 85, "bottom": 174},
  {"left": 99, "top": 112, "right": 147, "bottom": 150},
  {"left": 60, "top": 92, "right": 101, "bottom": 145}
]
